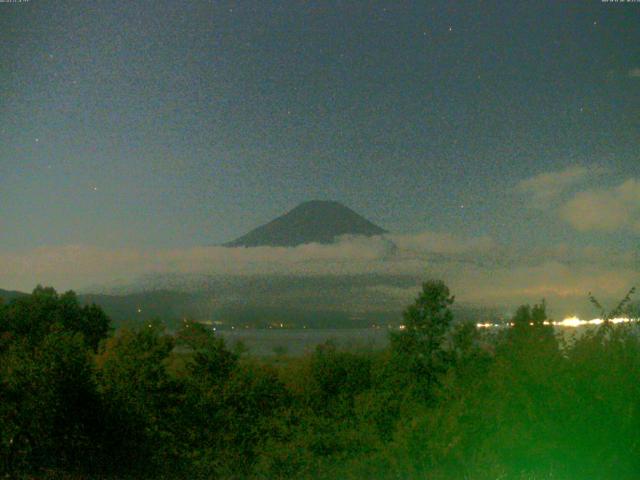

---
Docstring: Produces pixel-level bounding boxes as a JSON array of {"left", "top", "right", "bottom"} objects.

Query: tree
[
  {"left": 60, "top": 293, "right": 111, "bottom": 352},
  {"left": 0, "top": 286, "right": 111, "bottom": 477},
  {"left": 390, "top": 280, "right": 455, "bottom": 401},
  {"left": 0, "top": 286, "right": 110, "bottom": 352},
  {"left": 0, "top": 332, "right": 99, "bottom": 476},
  {"left": 175, "top": 321, "right": 292, "bottom": 477},
  {"left": 306, "top": 341, "right": 372, "bottom": 417},
  {"left": 589, "top": 286, "right": 637, "bottom": 324},
  {"left": 506, "top": 301, "right": 556, "bottom": 349},
  {"left": 176, "top": 320, "right": 237, "bottom": 385},
  {"left": 95, "top": 323, "right": 179, "bottom": 476}
]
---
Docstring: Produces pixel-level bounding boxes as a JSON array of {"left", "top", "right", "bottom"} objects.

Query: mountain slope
[
  {"left": 224, "top": 200, "right": 387, "bottom": 247},
  {"left": 0, "top": 288, "right": 28, "bottom": 302},
  {"left": 78, "top": 290, "right": 200, "bottom": 327}
]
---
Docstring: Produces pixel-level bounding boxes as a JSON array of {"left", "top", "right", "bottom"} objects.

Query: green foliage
[
  {"left": 589, "top": 286, "right": 636, "bottom": 321},
  {"left": 176, "top": 320, "right": 238, "bottom": 383},
  {"left": 95, "top": 323, "right": 182, "bottom": 476},
  {"left": 0, "top": 288, "right": 111, "bottom": 477},
  {"left": 558, "top": 321, "right": 640, "bottom": 478},
  {"left": 0, "top": 286, "right": 110, "bottom": 351},
  {"left": 503, "top": 300, "right": 558, "bottom": 357},
  {"left": 390, "top": 280, "right": 455, "bottom": 401},
  {"left": 306, "top": 341, "right": 372, "bottom": 416},
  {"left": 0, "top": 331, "right": 100, "bottom": 476},
  {"left": 169, "top": 320, "right": 292, "bottom": 478},
  {"left": 3, "top": 283, "right": 640, "bottom": 479}
]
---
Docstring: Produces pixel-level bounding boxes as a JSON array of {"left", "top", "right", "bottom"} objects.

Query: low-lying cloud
[
  {"left": 1, "top": 231, "right": 637, "bottom": 313},
  {"left": 0, "top": 234, "right": 440, "bottom": 290}
]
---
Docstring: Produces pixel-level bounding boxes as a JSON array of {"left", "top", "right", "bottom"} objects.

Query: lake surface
[
  {"left": 218, "top": 324, "right": 617, "bottom": 357},
  {"left": 219, "top": 328, "right": 390, "bottom": 356}
]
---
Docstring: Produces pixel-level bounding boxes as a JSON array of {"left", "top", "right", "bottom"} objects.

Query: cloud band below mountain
[{"left": 1, "top": 232, "right": 636, "bottom": 314}]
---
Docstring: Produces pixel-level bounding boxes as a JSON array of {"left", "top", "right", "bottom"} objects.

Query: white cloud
[
  {"left": 353, "top": 259, "right": 638, "bottom": 316},
  {"left": 388, "top": 231, "right": 495, "bottom": 255},
  {"left": 0, "top": 232, "right": 503, "bottom": 293},
  {"left": 560, "top": 178, "right": 640, "bottom": 233},
  {"left": 0, "top": 232, "right": 637, "bottom": 314},
  {"left": 0, "top": 235, "right": 424, "bottom": 292},
  {"left": 452, "top": 261, "right": 637, "bottom": 305},
  {"left": 515, "top": 166, "right": 594, "bottom": 209}
]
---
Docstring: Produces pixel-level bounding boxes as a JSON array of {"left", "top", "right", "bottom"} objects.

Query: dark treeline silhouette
[{"left": 1, "top": 281, "right": 639, "bottom": 479}]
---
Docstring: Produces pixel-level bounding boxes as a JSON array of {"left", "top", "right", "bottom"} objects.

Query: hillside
[{"left": 0, "top": 288, "right": 28, "bottom": 302}]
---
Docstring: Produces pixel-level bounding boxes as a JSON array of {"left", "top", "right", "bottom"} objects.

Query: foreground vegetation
[{"left": 1, "top": 282, "right": 639, "bottom": 479}]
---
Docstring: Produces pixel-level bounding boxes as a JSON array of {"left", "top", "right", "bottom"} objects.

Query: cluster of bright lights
[{"left": 476, "top": 316, "right": 633, "bottom": 329}]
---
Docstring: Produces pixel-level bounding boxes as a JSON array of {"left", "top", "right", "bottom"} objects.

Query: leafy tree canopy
[{"left": 0, "top": 285, "right": 111, "bottom": 351}]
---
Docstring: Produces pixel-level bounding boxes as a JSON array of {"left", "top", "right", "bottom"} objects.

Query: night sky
[{"left": 1, "top": 1, "right": 639, "bottom": 308}]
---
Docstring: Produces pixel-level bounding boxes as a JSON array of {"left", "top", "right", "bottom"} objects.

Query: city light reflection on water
[{"left": 476, "top": 316, "right": 634, "bottom": 329}]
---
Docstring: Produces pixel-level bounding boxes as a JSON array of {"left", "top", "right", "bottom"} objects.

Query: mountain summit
[{"left": 224, "top": 200, "right": 387, "bottom": 247}]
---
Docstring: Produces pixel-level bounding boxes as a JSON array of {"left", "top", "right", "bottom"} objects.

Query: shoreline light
[{"left": 476, "top": 316, "right": 633, "bottom": 329}]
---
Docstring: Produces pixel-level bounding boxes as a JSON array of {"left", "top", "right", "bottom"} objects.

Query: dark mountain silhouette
[
  {"left": 1, "top": 281, "right": 505, "bottom": 331},
  {"left": 0, "top": 288, "right": 28, "bottom": 302},
  {"left": 0, "top": 287, "right": 200, "bottom": 327},
  {"left": 224, "top": 200, "right": 387, "bottom": 247},
  {"left": 78, "top": 290, "right": 200, "bottom": 326}
]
